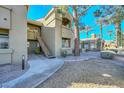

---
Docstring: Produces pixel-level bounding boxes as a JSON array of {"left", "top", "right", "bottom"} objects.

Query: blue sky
[
  {"left": 27, "top": 5, "right": 53, "bottom": 20},
  {"left": 27, "top": 5, "right": 124, "bottom": 40}
]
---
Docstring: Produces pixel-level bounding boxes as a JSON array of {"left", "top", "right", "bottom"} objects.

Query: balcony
[{"left": 61, "top": 25, "right": 73, "bottom": 38}]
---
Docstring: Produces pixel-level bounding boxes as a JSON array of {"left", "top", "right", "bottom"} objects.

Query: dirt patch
[{"left": 37, "top": 59, "right": 124, "bottom": 88}]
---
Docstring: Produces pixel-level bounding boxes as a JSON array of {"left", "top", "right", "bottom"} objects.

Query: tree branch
[{"left": 78, "top": 5, "right": 92, "bottom": 17}]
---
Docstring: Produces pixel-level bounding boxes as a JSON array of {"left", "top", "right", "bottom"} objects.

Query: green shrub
[
  {"left": 61, "top": 50, "right": 67, "bottom": 57},
  {"left": 34, "top": 47, "right": 41, "bottom": 54}
]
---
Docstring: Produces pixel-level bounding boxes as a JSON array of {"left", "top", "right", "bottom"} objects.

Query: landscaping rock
[
  {"left": 109, "top": 49, "right": 118, "bottom": 53},
  {"left": 117, "top": 50, "right": 124, "bottom": 56},
  {"left": 100, "top": 51, "right": 116, "bottom": 59}
]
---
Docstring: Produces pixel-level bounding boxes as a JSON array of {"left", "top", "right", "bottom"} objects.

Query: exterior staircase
[{"left": 36, "top": 33, "right": 55, "bottom": 58}]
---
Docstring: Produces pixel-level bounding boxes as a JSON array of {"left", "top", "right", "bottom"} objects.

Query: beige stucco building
[
  {"left": 27, "top": 20, "right": 42, "bottom": 55},
  {"left": 0, "top": 5, "right": 27, "bottom": 65},
  {"left": 37, "top": 8, "right": 74, "bottom": 56},
  {"left": 0, "top": 6, "right": 74, "bottom": 65},
  {"left": 27, "top": 8, "right": 74, "bottom": 57},
  {"left": 80, "top": 34, "right": 101, "bottom": 51}
]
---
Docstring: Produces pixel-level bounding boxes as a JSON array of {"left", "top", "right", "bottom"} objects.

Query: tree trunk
[
  {"left": 72, "top": 6, "right": 80, "bottom": 56},
  {"left": 100, "top": 22, "right": 103, "bottom": 50},
  {"left": 86, "top": 31, "right": 88, "bottom": 38},
  {"left": 115, "top": 22, "right": 121, "bottom": 48}
]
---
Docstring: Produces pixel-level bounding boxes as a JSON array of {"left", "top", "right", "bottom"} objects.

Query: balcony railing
[{"left": 61, "top": 25, "right": 73, "bottom": 38}]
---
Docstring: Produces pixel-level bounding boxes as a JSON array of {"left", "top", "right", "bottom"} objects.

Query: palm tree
[
  {"left": 94, "top": 5, "right": 124, "bottom": 49},
  {"left": 94, "top": 18, "right": 106, "bottom": 50},
  {"left": 108, "top": 30, "right": 113, "bottom": 44},
  {"left": 84, "top": 25, "right": 92, "bottom": 38},
  {"left": 98, "top": 6, "right": 124, "bottom": 48},
  {"left": 110, "top": 13, "right": 124, "bottom": 47},
  {"left": 94, "top": 10, "right": 106, "bottom": 50}
]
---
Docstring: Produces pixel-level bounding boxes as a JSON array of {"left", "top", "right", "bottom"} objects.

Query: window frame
[
  {"left": 0, "top": 29, "right": 9, "bottom": 49},
  {"left": 62, "top": 37, "right": 71, "bottom": 48}
]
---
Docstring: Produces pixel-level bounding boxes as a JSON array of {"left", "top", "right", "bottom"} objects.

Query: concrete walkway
[
  {"left": 1, "top": 56, "right": 64, "bottom": 88},
  {"left": 63, "top": 52, "right": 100, "bottom": 62}
]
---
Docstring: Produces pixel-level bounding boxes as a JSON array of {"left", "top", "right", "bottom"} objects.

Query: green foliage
[
  {"left": 97, "top": 39, "right": 101, "bottom": 46},
  {"left": 57, "top": 9, "right": 66, "bottom": 17},
  {"left": 34, "top": 47, "right": 41, "bottom": 54},
  {"left": 94, "top": 6, "right": 124, "bottom": 25},
  {"left": 61, "top": 50, "right": 67, "bottom": 57},
  {"left": 56, "top": 6, "right": 68, "bottom": 17}
]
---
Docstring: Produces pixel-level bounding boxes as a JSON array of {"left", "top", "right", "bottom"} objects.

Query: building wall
[
  {"left": 9, "top": 5, "right": 27, "bottom": 63},
  {"left": 0, "top": 5, "right": 27, "bottom": 64},
  {"left": 81, "top": 39, "right": 101, "bottom": 51},
  {"left": 43, "top": 9, "right": 56, "bottom": 27},
  {"left": 61, "top": 25, "right": 74, "bottom": 49},
  {"left": 0, "top": 6, "right": 10, "bottom": 29},
  {"left": 41, "top": 27, "right": 56, "bottom": 56},
  {"left": 55, "top": 14, "right": 62, "bottom": 56},
  {"left": 27, "top": 24, "right": 41, "bottom": 40},
  {"left": 55, "top": 10, "right": 74, "bottom": 56},
  {"left": 38, "top": 8, "right": 74, "bottom": 56},
  {"left": 40, "top": 9, "right": 56, "bottom": 56},
  {"left": 27, "top": 23, "right": 41, "bottom": 54}
]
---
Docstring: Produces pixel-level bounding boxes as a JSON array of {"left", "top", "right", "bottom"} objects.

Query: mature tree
[
  {"left": 94, "top": 5, "right": 124, "bottom": 48},
  {"left": 80, "top": 25, "right": 92, "bottom": 38},
  {"left": 110, "top": 6, "right": 124, "bottom": 47},
  {"left": 93, "top": 6, "right": 112, "bottom": 50},
  {"left": 108, "top": 30, "right": 113, "bottom": 44},
  {"left": 56, "top": 5, "right": 92, "bottom": 56}
]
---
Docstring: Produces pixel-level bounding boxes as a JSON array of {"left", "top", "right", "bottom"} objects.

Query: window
[
  {"left": 62, "top": 38, "right": 71, "bottom": 48},
  {"left": 0, "top": 29, "right": 9, "bottom": 49}
]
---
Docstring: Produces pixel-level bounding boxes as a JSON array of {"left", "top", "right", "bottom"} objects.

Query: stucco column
[{"left": 9, "top": 6, "right": 27, "bottom": 63}]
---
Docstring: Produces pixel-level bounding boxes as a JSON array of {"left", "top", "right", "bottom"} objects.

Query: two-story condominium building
[
  {"left": 37, "top": 8, "right": 74, "bottom": 57},
  {"left": 27, "top": 7, "right": 74, "bottom": 57},
  {"left": 0, "top": 6, "right": 74, "bottom": 65}
]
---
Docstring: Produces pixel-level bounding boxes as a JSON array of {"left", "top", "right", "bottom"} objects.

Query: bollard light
[{"left": 22, "top": 55, "right": 25, "bottom": 70}]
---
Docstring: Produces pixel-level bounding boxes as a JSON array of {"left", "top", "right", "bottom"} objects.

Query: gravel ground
[
  {"left": 37, "top": 58, "right": 124, "bottom": 88},
  {"left": 0, "top": 63, "right": 29, "bottom": 85}
]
